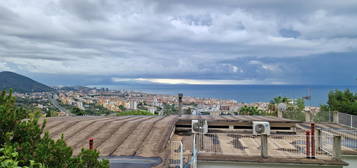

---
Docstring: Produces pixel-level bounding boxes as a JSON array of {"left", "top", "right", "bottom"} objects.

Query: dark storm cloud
[{"left": 0, "top": 0, "right": 357, "bottom": 85}]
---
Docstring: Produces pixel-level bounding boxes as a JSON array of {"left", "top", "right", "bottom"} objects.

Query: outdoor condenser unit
[
  {"left": 253, "top": 121, "right": 270, "bottom": 135},
  {"left": 192, "top": 120, "right": 208, "bottom": 134}
]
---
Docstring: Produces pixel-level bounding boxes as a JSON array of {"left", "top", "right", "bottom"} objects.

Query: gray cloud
[{"left": 0, "top": 0, "right": 357, "bottom": 84}]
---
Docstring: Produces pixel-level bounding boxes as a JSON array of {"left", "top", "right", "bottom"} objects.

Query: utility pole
[{"left": 178, "top": 93, "right": 183, "bottom": 116}]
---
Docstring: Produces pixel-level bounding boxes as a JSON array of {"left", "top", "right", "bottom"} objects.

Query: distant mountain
[{"left": 0, "top": 71, "right": 53, "bottom": 93}]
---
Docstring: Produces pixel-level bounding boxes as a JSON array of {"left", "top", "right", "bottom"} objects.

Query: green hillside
[{"left": 0, "top": 71, "right": 53, "bottom": 92}]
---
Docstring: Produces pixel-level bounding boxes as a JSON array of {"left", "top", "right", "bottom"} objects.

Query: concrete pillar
[
  {"left": 333, "top": 136, "right": 342, "bottom": 159},
  {"left": 317, "top": 128, "right": 322, "bottom": 151},
  {"left": 277, "top": 110, "right": 283, "bottom": 118},
  {"left": 229, "top": 125, "right": 234, "bottom": 130},
  {"left": 178, "top": 93, "right": 183, "bottom": 116},
  {"left": 261, "top": 134, "right": 268, "bottom": 158},
  {"left": 291, "top": 126, "right": 296, "bottom": 133},
  {"left": 305, "top": 110, "right": 311, "bottom": 122},
  {"left": 333, "top": 111, "right": 339, "bottom": 124}
]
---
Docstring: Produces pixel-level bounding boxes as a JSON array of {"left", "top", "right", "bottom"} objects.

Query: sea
[{"left": 89, "top": 84, "right": 357, "bottom": 106}]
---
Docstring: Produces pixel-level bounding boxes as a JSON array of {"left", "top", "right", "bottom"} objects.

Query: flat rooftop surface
[
  {"left": 45, "top": 115, "right": 306, "bottom": 167},
  {"left": 44, "top": 115, "right": 178, "bottom": 160},
  {"left": 43, "top": 115, "right": 299, "bottom": 167}
]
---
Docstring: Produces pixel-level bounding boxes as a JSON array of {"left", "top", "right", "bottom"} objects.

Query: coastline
[{"left": 87, "top": 84, "right": 357, "bottom": 106}]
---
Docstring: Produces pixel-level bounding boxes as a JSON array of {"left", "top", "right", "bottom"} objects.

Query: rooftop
[{"left": 43, "top": 115, "right": 352, "bottom": 167}]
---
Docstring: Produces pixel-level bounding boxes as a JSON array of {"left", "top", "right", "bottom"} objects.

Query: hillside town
[{"left": 12, "top": 86, "right": 320, "bottom": 118}]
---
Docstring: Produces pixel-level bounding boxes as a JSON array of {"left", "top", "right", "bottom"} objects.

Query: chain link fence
[
  {"left": 338, "top": 112, "right": 357, "bottom": 128},
  {"left": 313, "top": 110, "right": 331, "bottom": 122}
]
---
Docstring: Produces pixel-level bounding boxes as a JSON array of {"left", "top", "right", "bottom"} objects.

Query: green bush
[
  {"left": 0, "top": 89, "right": 109, "bottom": 168},
  {"left": 239, "top": 106, "right": 265, "bottom": 115},
  {"left": 0, "top": 145, "right": 45, "bottom": 168},
  {"left": 117, "top": 110, "right": 154, "bottom": 116},
  {"left": 326, "top": 89, "right": 357, "bottom": 115}
]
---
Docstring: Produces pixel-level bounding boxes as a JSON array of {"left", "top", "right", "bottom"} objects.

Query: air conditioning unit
[
  {"left": 253, "top": 121, "right": 270, "bottom": 135},
  {"left": 192, "top": 120, "right": 208, "bottom": 134}
]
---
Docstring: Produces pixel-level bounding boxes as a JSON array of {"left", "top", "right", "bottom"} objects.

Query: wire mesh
[
  {"left": 269, "top": 135, "right": 307, "bottom": 158},
  {"left": 321, "top": 128, "right": 357, "bottom": 151},
  {"left": 320, "top": 130, "right": 334, "bottom": 156},
  {"left": 196, "top": 133, "right": 261, "bottom": 156},
  {"left": 196, "top": 133, "right": 333, "bottom": 159},
  {"left": 169, "top": 141, "right": 183, "bottom": 168},
  {"left": 338, "top": 112, "right": 355, "bottom": 128}
]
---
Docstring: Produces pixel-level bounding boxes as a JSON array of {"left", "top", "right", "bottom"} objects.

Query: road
[{"left": 48, "top": 94, "right": 73, "bottom": 116}]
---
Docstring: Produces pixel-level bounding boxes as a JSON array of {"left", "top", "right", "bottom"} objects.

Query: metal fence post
[
  {"left": 192, "top": 134, "right": 197, "bottom": 168},
  {"left": 261, "top": 134, "right": 268, "bottom": 158},
  {"left": 306, "top": 131, "right": 311, "bottom": 158},
  {"left": 89, "top": 138, "right": 94, "bottom": 150},
  {"left": 333, "top": 136, "right": 341, "bottom": 159},
  {"left": 317, "top": 128, "right": 322, "bottom": 151},
  {"left": 310, "top": 123, "right": 316, "bottom": 159},
  {"left": 278, "top": 110, "right": 283, "bottom": 118},
  {"left": 180, "top": 141, "right": 183, "bottom": 168}
]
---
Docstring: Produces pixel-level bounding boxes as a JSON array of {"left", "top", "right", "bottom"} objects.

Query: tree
[
  {"left": 162, "top": 103, "right": 178, "bottom": 115},
  {"left": 326, "top": 89, "right": 357, "bottom": 115},
  {"left": 313, "top": 105, "right": 331, "bottom": 122},
  {"left": 71, "top": 107, "right": 84, "bottom": 115},
  {"left": 118, "top": 105, "right": 126, "bottom": 111},
  {"left": 271, "top": 96, "right": 290, "bottom": 104},
  {"left": 239, "top": 106, "right": 267, "bottom": 115},
  {"left": 184, "top": 107, "right": 192, "bottom": 115},
  {"left": 137, "top": 102, "right": 148, "bottom": 111},
  {"left": 268, "top": 96, "right": 305, "bottom": 121},
  {"left": 0, "top": 89, "right": 109, "bottom": 168},
  {"left": 282, "top": 98, "right": 305, "bottom": 121}
]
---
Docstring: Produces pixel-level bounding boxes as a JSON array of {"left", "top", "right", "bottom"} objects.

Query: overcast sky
[{"left": 1, "top": 0, "right": 357, "bottom": 86}]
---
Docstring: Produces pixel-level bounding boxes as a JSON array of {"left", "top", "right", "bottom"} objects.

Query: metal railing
[
  {"left": 169, "top": 141, "right": 183, "bottom": 168},
  {"left": 269, "top": 135, "right": 308, "bottom": 158},
  {"left": 319, "top": 130, "right": 334, "bottom": 156},
  {"left": 338, "top": 112, "right": 357, "bottom": 128},
  {"left": 192, "top": 134, "right": 197, "bottom": 168},
  {"left": 196, "top": 133, "right": 334, "bottom": 159},
  {"left": 196, "top": 134, "right": 261, "bottom": 156},
  {"left": 320, "top": 128, "right": 357, "bottom": 152}
]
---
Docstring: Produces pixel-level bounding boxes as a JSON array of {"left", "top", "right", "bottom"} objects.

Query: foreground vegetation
[
  {"left": 116, "top": 110, "right": 154, "bottom": 116},
  {"left": 313, "top": 89, "right": 357, "bottom": 122},
  {"left": 234, "top": 96, "right": 305, "bottom": 121},
  {"left": 0, "top": 90, "right": 109, "bottom": 168},
  {"left": 326, "top": 89, "right": 357, "bottom": 115}
]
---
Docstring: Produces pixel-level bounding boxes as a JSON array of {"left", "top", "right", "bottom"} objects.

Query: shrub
[{"left": 0, "top": 89, "right": 109, "bottom": 168}]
